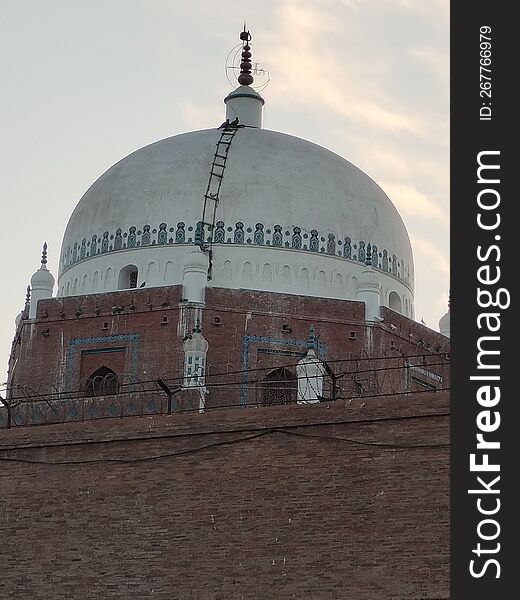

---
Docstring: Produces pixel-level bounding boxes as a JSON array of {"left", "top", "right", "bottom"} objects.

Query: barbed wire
[
  {"left": 2, "top": 351, "right": 449, "bottom": 402},
  {"left": 0, "top": 384, "right": 450, "bottom": 431}
]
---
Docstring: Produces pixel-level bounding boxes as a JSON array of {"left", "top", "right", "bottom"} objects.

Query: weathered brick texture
[
  {"left": 7, "top": 287, "right": 450, "bottom": 407},
  {"left": 0, "top": 394, "right": 449, "bottom": 599}
]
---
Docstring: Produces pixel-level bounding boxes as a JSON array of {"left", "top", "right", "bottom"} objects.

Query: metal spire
[
  {"left": 41, "top": 242, "right": 48, "bottom": 266},
  {"left": 238, "top": 26, "right": 254, "bottom": 86},
  {"left": 22, "top": 285, "right": 31, "bottom": 318},
  {"left": 307, "top": 324, "right": 317, "bottom": 351}
]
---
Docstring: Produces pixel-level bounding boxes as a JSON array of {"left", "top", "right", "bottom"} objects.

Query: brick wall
[
  {"left": 7, "top": 287, "right": 450, "bottom": 409},
  {"left": 0, "top": 392, "right": 449, "bottom": 599}
]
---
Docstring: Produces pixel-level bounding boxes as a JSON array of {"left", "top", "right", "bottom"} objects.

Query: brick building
[{"left": 1, "top": 29, "right": 450, "bottom": 599}]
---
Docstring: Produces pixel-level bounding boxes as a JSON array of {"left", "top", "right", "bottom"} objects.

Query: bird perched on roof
[
  {"left": 139, "top": 281, "right": 146, "bottom": 288},
  {"left": 218, "top": 119, "right": 230, "bottom": 130},
  {"left": 229, "top": 117, "right": 239, "bottom": 128}
]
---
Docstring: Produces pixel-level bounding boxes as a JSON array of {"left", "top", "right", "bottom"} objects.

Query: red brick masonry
[{"left": 0, "top": 393, "right": 449, "bottom": 600}]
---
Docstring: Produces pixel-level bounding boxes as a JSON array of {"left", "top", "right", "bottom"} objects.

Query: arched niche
[
  {"left": 389, "top": 291, "right": 403, "bottom": 313},
  {"left": 118, "top": 265, "right": 139, "bottom": 290}
]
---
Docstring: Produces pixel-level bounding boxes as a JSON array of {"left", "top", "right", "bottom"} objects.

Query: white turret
[
  {"left": 439, "top": 293, "right": 450, "bottom": 338},
  {"left": 355, "top": 245, "right": 381, "bottom": 322},
  {"left": 182, "top": 323, "right": 210, "bottom": 413},
  {"left": 223, "top": 29, "right": 264, "bottom": 128},
  {"left": 29, "top": 244, "right": 55, "bottom": 319},
  {"left": 297, "top": 325, "right": 326, "bottom": 404},
  {"left": 182, "top": 248, "right": 208, "bottom": 304}
]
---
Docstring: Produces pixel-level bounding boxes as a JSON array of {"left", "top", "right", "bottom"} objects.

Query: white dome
[
  {"left": 439, "top": 309, "right": 450, "bottom": 338},
  {"left": 58, "top": 127, "right": 414, "bottom": 315},
  {"left": 31, "top": 265, "right": 55, "bottom": 288}
]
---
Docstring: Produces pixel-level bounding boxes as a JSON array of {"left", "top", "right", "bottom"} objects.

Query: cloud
[
  {"left": 178, "top": 100, "right": 220, "bottom": 131},
  {"left": 382, "top": 182, "right": 447, "bottom": 222},
  {"left": 411, "top": 236, "right": 450, "bottom": 275},
  {"left": 411, "top": 46, "right": 449, "bottom": 88},
  {"left": 263, "top": 1, "right": 429, "bottom": 136}
]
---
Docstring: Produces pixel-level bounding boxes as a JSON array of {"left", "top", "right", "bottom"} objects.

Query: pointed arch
[
  {"left": 84, "top": 366, "right": 119, "bottom": 397},
  {"left": 261, "top": 367, "right": 297, "bottom": 406}
]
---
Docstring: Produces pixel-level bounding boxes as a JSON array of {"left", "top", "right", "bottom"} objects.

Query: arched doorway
[
  {"left": 85, "top": 366, "right": 119, "bottom": 397},
  {"left": 261, "top": 367, "right": 297, "bottom": 406}
]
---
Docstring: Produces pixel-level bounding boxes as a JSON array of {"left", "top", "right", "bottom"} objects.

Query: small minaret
[
  {"left": 439, "top": 292, "right": 450, "bottom": 338},
  {"left": 29, "top": 243, "right": 55, "bottom": 319},
  {"left": 355, "top": 244, "right": 381, "bottom": 322},
  {"left": 224, "top": 27, "right": 265, "bottom": 128},
  {"left": 182, "top": 321, "right": 209, "bottom": 412},
  {"left": 297, "top": 325, "right": 326, "bottom": 404},
  {"left": 182, "top": 247, "right": 209, "bottom": 304},
  {"left": 18, "top": 286, "right": 31, "bottom": 324}
]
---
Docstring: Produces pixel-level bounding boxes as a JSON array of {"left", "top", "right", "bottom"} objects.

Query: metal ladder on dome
[{"left": 199, "top": 126, "right": 241, "bottom": 280}]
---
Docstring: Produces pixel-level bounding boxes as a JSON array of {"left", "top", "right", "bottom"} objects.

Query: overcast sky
[{"left": 0, "top": 0, "right": 449, "bottom": 383}]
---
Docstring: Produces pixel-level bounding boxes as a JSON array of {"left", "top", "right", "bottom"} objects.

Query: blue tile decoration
[
  {"left": 65, "top": 333, "right": 140, "bottom": 391},
  {"left": 61, "top": 220, "right": 412, "bottom": 286},
  {"left": 240, "top": 335, "right": 327, "bottom": 406}
]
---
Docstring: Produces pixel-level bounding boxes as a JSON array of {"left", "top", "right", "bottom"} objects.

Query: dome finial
[
  {"left": 238, "top": 26, "right": 254, "bottom": 86},
  {"left": 41, "top": 242, "right": 48, "bottom": 266},
  {"left": 23, "top": 285, "right": 31, "bottom": 317}
]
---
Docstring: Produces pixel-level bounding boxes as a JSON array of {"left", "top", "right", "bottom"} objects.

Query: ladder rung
[
  {"left": 204, "top": 195, "right": 219, "bottom": 202},
  {"left": 215, "top": 153, "right": 228, "bottom": 160},
  {"left": 210, "top": 172, "right": 224, "bottom": 178}
]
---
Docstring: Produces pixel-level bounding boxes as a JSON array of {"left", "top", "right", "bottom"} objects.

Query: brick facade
[
  {"left": 0, "top": 393, "right": 449, "bottom": 599},
  {"left": 7, "top": 287, "right": 450, "bottom": 409},
  {"left": 2, "top": 287, "right": 450, "bottom": 598}
]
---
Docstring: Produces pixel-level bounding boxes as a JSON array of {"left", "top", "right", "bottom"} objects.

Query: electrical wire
[
  {"left": 3, "top": 352, "right": 450, "bottom": 402},
  {"left": 0, "top": 421, "right": 449, "bottom": 466}
]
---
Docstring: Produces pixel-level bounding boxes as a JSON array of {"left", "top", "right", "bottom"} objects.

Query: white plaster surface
[{"left": 59, "top": 127, "right": 415, "bottom": 314}]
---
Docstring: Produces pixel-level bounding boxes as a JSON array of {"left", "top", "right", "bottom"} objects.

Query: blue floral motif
[
  {"left": 272, "top": 225, "right": 283, "bottom": 247},
  {"left": 254, "top": 223, "right": 264, "bottom": 245},
  {"left": 114, "top": 228, "right": 123, "bottom": 250},
  {"left": 372, "top": 245, "right": 378, "bottom": 268},
  {"left": 175, "top": 222, "right": 185, "bottom": 243},
  {"left": 309, "top": 230, "right": 319, "bottom": 252},
  {"left": 141, "top": 225, "right": 151, "bottom": 246},
  {"left": 127, "top": 227, "right": 136, "bottom": 248},
  {"left": 80, "top": 238, "right": 87, "bottom": 259},
  {"left": 382, "top": 249, "right": 389, "bottom": 272},
  {"left": 194, "top": 221, "right": 203, "bottom": 245},
  {"left": 214, "top": 221, "right": 225, "bottom": 243},
  {"left": 101, "top": 232, "right": 109, "bottom": 253},
  {"left": 358, "top": 241, "right": 366, "bottom": 263},
  {"left": 292, "top": 227, "right": 302, "bottom": 249},
  {"left": 343, "top": 237, "right": 352, "bottom": 259},
  {"left": 366, "top": 243, "right": 372, "bottom": 266},
  {"left": 234, "top": 222, "right": 245, "bottom": 243},
  {"left": 158, "top": 223, "right": 167, "bottom": 245},
  {"left": 326, "top": 233, "right": 336, "bottom": 255}
]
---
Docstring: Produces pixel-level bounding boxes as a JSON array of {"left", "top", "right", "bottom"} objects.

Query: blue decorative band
[{"left": 61, "top": 220, "right": 412, "bottom": 286}]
